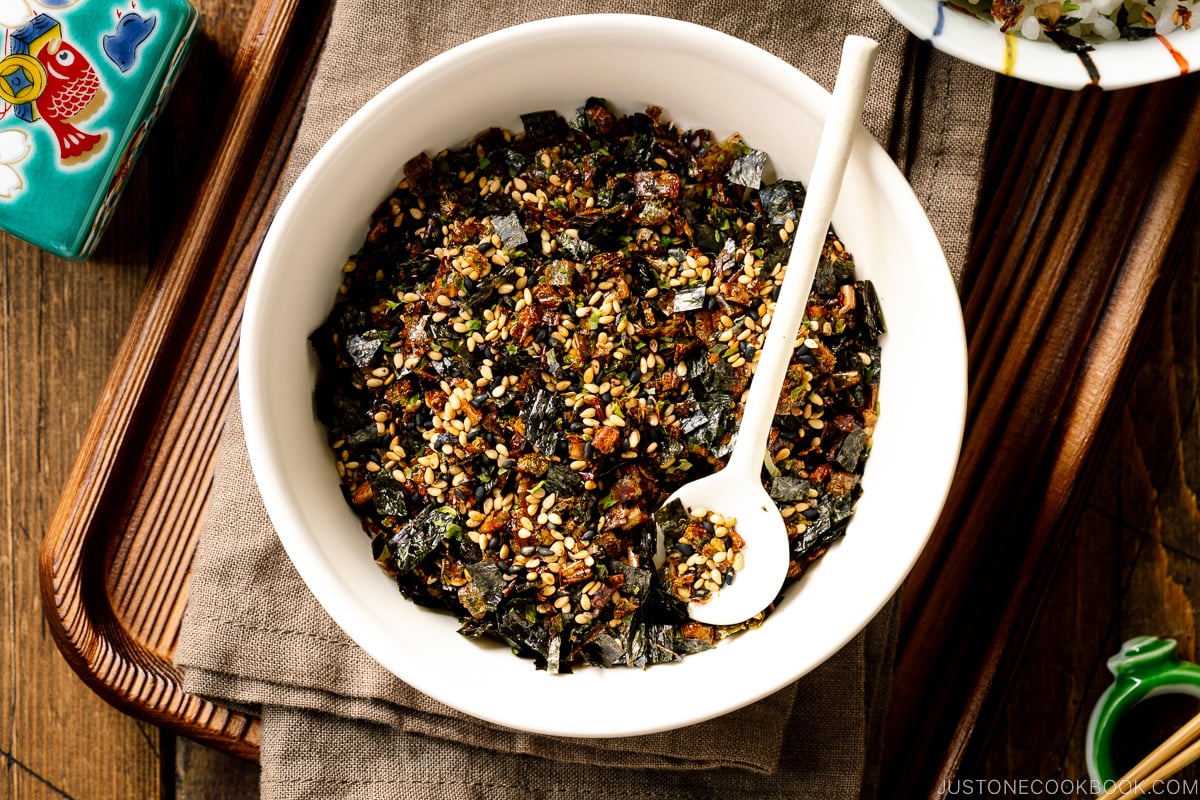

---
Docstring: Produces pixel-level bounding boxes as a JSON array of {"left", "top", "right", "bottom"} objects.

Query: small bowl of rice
[{"left": 879, "top": 0, "right": 1199, "bottom": 89}]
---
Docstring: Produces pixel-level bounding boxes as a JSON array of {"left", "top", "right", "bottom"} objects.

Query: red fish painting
[
  {"left": 0, "top": 14, "right": 109, "bottom": 164},
  {"left": 33, "top": 39, "right": 103, "bottom": 161}
]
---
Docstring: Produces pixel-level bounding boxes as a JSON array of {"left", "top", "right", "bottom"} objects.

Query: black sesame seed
[
  {"left": 802, "top": 507, "right": 821, "bottom": 520},
  {"left": 675, "top": 542, "right": 695, "bottom": 557}
]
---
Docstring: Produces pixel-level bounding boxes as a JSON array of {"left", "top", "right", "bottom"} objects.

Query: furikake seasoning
[
  {"left": 310, "top": 98, "right": 886, "bottom": 673},
  {"left": 661, "top": 508, "right": 744, "bottom": 605}
]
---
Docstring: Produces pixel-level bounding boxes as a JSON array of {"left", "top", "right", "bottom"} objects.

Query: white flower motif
[
  {"left": 0, "top": 128, "right": 31, "bottom": 198},
  {"left": 0, "top": 0, "right": 79, "bottom": 30}
]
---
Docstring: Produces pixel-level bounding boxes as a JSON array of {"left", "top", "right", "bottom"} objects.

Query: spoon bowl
[{"left": 662, "top": 473, "right": 791, "bottom": 626}]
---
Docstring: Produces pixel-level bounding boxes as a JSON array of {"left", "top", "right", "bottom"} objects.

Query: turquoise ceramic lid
[{"left": 0, "top": 0, "right": 196, "bottom": 258}]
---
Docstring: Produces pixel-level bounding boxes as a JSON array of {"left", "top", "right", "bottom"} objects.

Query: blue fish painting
[{"left": 102, "top": 11, "right": 156, "bottom": 72}]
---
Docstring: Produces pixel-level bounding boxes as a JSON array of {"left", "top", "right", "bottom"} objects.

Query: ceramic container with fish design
[{"left": 0, "top": 0, "right": 196, "bottom": 258}]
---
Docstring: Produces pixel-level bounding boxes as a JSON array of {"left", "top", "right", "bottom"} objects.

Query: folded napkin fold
[{"left": 175, "top": 2, "right": 994, "bottom": 797}]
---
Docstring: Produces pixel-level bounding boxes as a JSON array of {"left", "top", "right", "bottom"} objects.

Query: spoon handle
[{"left": 725, "top": 35, "right": 879, "bottom": 475}]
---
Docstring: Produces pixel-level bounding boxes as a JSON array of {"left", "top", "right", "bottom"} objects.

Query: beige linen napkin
[{"left": 175, "top": 1, "right": 995, "bottom": 797}]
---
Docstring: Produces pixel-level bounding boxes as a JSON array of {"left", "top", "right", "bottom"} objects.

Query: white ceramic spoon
[{"left": 658, "top": 35, "right": 879, "bottom": 626}]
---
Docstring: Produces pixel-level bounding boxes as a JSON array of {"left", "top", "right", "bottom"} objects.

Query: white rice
[{"left": 956, "top": 0, "right": 1195, "bottom": 42}]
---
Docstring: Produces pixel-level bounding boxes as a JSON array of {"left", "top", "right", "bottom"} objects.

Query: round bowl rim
[{"left": 240, "top": 12, "right": 968, "bottom": 738}]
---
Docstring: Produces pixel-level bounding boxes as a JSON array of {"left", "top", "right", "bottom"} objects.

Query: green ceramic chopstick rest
[
  {"left": 0, "top": 0, "right": 197, "bottom": 258},
  {"left": 1086, "top": 636, "right": 1200, "bottom": 785}
]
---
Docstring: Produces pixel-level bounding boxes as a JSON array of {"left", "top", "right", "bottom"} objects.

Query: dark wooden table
[{"left": 6, "top": 0, "right": 1200, "bottom": 794}]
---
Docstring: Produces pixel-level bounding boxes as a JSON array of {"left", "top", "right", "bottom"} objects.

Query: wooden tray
[
  {"left": 38, "top": 0, "right": 332, "bottom": 759},
  {"left": 36, "top": 4, "right": 1200, "bottom": 790}
]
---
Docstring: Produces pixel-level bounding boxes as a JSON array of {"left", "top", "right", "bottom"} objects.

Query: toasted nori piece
[
  {"left": 521, "top": 387, "right": 564, "bottom": 457},
  {"left": 369, "top": 474, "right": 409, "bottom": 517},
  {"left": 856, "top": 280, "right": 887, "bottom": 339},
  {"left": 618, "top": 113, "right": 658, "bottom": 168},
  {"left": 833, "top": 427, "right": 869, "bottom": 472},
  {"left": 759, "top": 179, "right": 806, "bottom": 227},
  {"left": 542, "top": 462, "right": 583, "bottom": 496},
  {"left": 345, "top": 423, "right": 384, "bottom": 449},
  {"left": 497, "top": 599, "right": 550, "bottom": 661},
  {"left": 583, "top": 630, "right": 626, "bottom": 667},
  {"left": 679, "top": 396, "right": 734, "bottom": 450},
  {"left": 345, "top": 333, "right": 383, "bottom": 368},
  {"left": 769, "top": 475, "right": 812, "bottom": 504},
  {"left": 520, "top": 109, "right": 569, "bottom": 145},
  {"left": 489, "top": 212, "right": 528, "bottom": 249},
  {"left": 726, "top": 148, "right": 767, "bottom": 189},
  {"left": 390, "top": 505, "right": 461, "bottom": 572},
  {"left": 555, "top": 231, "right": 598, "bottom": 261},
  {"left": 632, "top": 623, "right": 683, "bottom": 668},
  {"left": 653, "top": 498, "right": 690, "bottom": 554},
  {"left": 672, "top": 285, "right": 706, "bottom": 313},
  {"left": 690, "top": 352, "right": 739, "bottom": 395}
]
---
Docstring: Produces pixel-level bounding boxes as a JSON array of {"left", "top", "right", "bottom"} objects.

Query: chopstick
[{"left": 1098, "top": 708, "right": 1200, "bottom": 799}]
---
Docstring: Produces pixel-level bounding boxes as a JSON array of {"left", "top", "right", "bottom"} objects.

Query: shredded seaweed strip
[{"left": 311, "top": 98, "right": 885, "bottom": 672}]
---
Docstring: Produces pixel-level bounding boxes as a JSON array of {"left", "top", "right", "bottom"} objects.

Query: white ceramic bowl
[
  {"left": 241, "top": 14, "right": 966, "bottom": 738},
  {"left": 879, "top": 0, "right": 1199, "bottom": 90}
]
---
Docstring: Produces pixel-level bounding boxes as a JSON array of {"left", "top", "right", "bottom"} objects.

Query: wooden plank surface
[
  {"left": 881, "top": 72, "right": 1200, "bottom": 797},
  {"left": 0, "top": 0, "right": 255, "bottom": 796},
  {"left": 974, "top": 232, "right": 1200, "bottom": 788},
  {"left": 38, "top": 0, "right": 331, "bottom": 768},
  {"left": 1, "top": 224, "right": 161, "bottom": 799}
]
